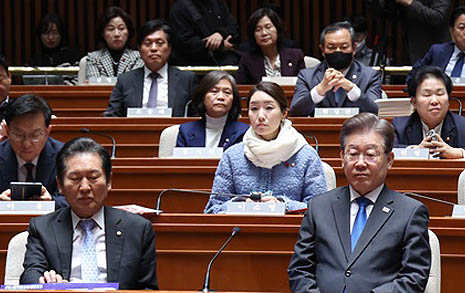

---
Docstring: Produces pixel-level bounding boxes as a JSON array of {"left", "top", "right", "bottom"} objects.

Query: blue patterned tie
[
  {"left": 451, "top": 52, "right": 465, "bottom": 77},
  {"left": 79, "top": 219, "right": 99, "bottom": 281},
  {"left": 351, "top": 197, "right": 371, "bottom": 252}
]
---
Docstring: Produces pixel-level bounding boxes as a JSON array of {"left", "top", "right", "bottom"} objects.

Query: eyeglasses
[
  {"left": 9, "top": 130, "right": 46, "bottom": 143},
  {"left": 343, "top": 150, "right": 384, "bottom": 163}
]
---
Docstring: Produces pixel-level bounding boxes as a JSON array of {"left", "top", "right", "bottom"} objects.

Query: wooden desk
[{"left": 0, "top": 214, "right": 463, "bottom": 292}]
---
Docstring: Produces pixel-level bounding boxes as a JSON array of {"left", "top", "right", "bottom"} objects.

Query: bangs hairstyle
[
  {"left": 407, "top": 65, "right": 452, "bottom": 98},
  {"left": 4, "top": 94, "right": 52, "bottom": 127},
  {"left": 37, "top": 14, "right": 67, "bottom": 47},
  {"left": 137, "top": 19, "right": 172, "bottom": 47},
  {"left": 340, "top": 112, "right": 394, "bottom": 153},
  {"left": 192, "top": 71, "right": 241, "bottom": 121},
  {"left": 56, "top": 137, "right": 112, "bottom": 185},
  {"left": 97, "top": 6, "right": 135, "bottom": 46},
  {"left": 247, "top": 81, "right": 287, "bottom": 113},
  {"left": 247, "top": 7, "right": 284, "bottom": 52}
]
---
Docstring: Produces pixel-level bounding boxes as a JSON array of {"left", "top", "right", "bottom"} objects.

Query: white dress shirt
[
  {"left": 142, "top": 64, "right": 169, "bottom": 108},
  {"left": 349, "top": 184, "right": 384, "bottom": 234},
  {"left": 70, "top": 207, "right": 107, "bottom": 282}
]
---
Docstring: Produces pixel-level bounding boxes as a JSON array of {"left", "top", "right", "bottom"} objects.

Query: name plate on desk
[
  {"left": 262, "top": 76, "right": 297, "bottom": 85},
  {"left": 1, "top": 282, "right": 119, "bottom": 290},
  {"left": 452, "top": 205, "right": 465, "bottom": 218},
  {"left": 127, "top": 107, "right": 172, "bottom": 117},
  {"left": 452, "top": 77, "right": 465, "bottom": 85},
  {"left": 87, "top": 76, "right": 117, "bottom": 85},
  {"left": 172, "top": 147, "right": 223, "bottom": 158},
  {"left": 314, "top": 107, "right": 359, "bottom": 118},
  {"left": 393, "top": 148, "right": 429, "bottom": 160},
  {"left": 0, "top": 201, "right": 55, "bottom": 215},
  {"left": 225, "top": 202, "right": 285, "bottom": 216}
]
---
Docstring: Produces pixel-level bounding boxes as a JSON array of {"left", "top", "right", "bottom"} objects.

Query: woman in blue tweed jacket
[{"left": 204, "top": 81, "right": 327, "bottom": 214}]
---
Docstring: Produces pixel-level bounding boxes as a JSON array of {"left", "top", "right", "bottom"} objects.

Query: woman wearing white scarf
[{"left": 204, "top": 82, "right": 327, "bottom": 214}]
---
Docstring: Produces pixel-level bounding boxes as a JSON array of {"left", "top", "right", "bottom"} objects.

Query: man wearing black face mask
[{"left": 290, "top": 22, "right": 382, "bottom": 117}]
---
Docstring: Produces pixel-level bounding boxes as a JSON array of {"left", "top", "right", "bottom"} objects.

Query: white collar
[
  {"left": 349, "top": 183, "right": 384, "bottom": 205},
  {"left": 144, "top": 62, "right": 168, "bottom": 79},
  {"left": 71, "top": 206, "right": 105, "bottom": 231},
  {"left": 16, "top": 154, "right": 39, "bottom": 168}
]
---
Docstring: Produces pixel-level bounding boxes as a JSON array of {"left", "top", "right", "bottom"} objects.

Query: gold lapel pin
[{"left": 116, "top": 231, "right": 122, "bottom": 237}]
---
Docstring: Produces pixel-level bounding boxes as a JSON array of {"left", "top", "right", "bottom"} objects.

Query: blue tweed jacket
[{"left": 204, "top": 143, "right": 328, "bottom": 213}]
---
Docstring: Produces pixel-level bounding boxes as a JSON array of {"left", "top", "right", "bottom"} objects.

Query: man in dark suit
[
  {"left": 409, "top": 6, "right": 465, "bottom": 81},
  {"left": 20, "top": 137, "right": 158, "bottom": 289},
  {"left": 394, "top": 66, "right": 465, "bottom": 159},
  {"left": 289, "top": 22, "right": 381, "bottom": 117},
  {"left": 288, "top": 112, "right": 431, "bottom": 293},
  {"left": 0, "top": 94, "right": 66, "bottom": 207},
  {"left": 0, "top": 55, "right": 11, "bottom": 123},
  {"left": 104, "top": 19, "right": 197, "bottom": 117}
]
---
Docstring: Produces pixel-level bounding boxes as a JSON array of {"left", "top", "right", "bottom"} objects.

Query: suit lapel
[
  {"left": 348, "top": 186, "right": 394, "bottom": 267},
  {"left": 35, "top": 139, "right": 55, "bottom": 185},
  {"left": 439, "top": 43, "right": 456, "bottom": 71},
  {"left": 187, "top": 120, "right": 207, "bottom": 146},
  {"left": 441, "top": 112, "right": 456, "bottom": 145},
  {"left": 406, "top": 113, "right": 423, "bottom": 145},
  {"left": 133, "top": 68, "right": 145, "bottom": 107},
  {"left": 0, "top": 142, "right": 19, "bottom": 185},
  {"left": 331, "top": 187, "right": 351, "bottom": 262},
  {"left": 118, "top": 49, "right": 132, "bottom": 75},
  {"left": 54, "top": 208, "right": 73, "bottom": 279},
  {"left": 100, "top": 50, "right": 115, "bottom": 77},
  {"left": 104, "top": 207, "right": 125, "bottom": 282},
  {"left": 167, "top": 66, "right": 177, "bottom": 109}
]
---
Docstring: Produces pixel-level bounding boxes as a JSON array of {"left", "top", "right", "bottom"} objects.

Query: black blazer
[
  {"left": 393, "top": 110, "right": 465, "bottom": 148},
  {"left": 20, "top": 206, "right": 158, "bottom": 290},
  {"left": 104, "top": 66, "right": 197, "bottom": 117},
  {"left": 288, "top": 185, "right": 430, "bottom": 293},
  {"left": 235, "top": 47, "right": 306, "bottom": 84}
]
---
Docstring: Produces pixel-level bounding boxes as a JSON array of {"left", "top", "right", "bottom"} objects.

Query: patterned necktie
[
  {"left": 147, "top": 72, "right": 160, "bottom": 108},
  {"left": 79, "top": 219, "right": 99, "bottom": 281},
  {"left": 24, "top": 162, "right": 34, "bottom": 182},
  {"left": 451, "top": 52, "right": 465, "bottom": 77},
  {"left": 351, "top": 197, "right": 371, "bottom": 252}
]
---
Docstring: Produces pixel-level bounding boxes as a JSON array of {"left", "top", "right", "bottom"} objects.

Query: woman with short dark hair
[
  {"left": 86, "top": 6, "right": 143, "bottom": 79},
  {"left": 204, "top": 81, "right": 327, "bottom": 214},
  {"left": 176, "top": 71, "right": 249, "bottom": 149},
  {"left": 235, "top": 8, "right": 305, "bottom": 84}
]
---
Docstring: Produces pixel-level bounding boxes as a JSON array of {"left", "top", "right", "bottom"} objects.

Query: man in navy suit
[
  {"left": 409, "top": 6, "right": 465, "bottom": 81},
  {"left": 20, "top": 137, "right": 158, "bottom": 289},
  {"left": 288, "top": 112, "right": 430, "bottom": 293},
  {"left": 289, "top": 22, "right": 381, "bottom": 117},
  {"left": 0, "top": 94, "right": 65, "bottom": 207},
  {"left": 105, "top": 19, "right": 197, "bottom": 117}
]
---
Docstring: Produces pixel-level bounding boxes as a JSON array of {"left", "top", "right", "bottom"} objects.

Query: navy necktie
[
  {"left": 24, "top": 163, "right": 34, "bottom": 182},
  {"left": 147, "top": 72, "right": 160, "bottom": 108},
  {"left": 451, "top": 52, "right": 465, "bottom": 77},
  {"left": 351, "top": 197, "right": 371, "bottom": 252},
  {"left": 335, "top": 88, "right": 345, "bottom": 106}
]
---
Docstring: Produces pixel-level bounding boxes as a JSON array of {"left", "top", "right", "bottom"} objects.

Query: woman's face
[
  {"left": 412, "top": 76, "right": 449, "bottom": 129},
  {"left": 41, "top": 23, "right": 61, "bottom": 49},
  {"left": 254, "top": 16, "right": 278, "bottom": 49},
  {"left": 104, "top": 16, "right": 128, "bottom": 50},
  {"left": 248, "top": 90, "right": 286, "bottom": 141},
  {"left": 204, "top": 78, "right": 234, "bottom": 118}
]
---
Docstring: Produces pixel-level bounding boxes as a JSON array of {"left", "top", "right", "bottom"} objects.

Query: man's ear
[
  {"left": 45, "top": 124, "right": 52, "bottom": 136},
  {"left": 56, "top": 177, "right": 63, "bottom": 194},
  {"left": 386, "top": 151, "right": 394, "bottom": 169},
  {"left": 340, "top": 150, "right": 345, "bottom": 168}
]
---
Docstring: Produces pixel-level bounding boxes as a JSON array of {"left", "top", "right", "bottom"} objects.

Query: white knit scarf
[{"left": 243, "top": 119, "right": 308, "bottom": 169}]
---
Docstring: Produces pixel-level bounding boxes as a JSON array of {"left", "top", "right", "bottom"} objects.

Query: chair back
[
  {"left": 77, "top": 56, "right": 88, "bottom": 84},
  {"left": 321, "top": 161, "right": 336, "bottom": 190},
  {"left": 458, "top": 169, "right": 465, "bottom": 205},
  {"left": 159, "top": 125, "right": 180, "bottom": 157},
  {"left": 304, "top": 56, "right": 321, "bottom": 68},
  {"left": 4, "top": 231, "right": 28, "bottom": 285},
  {"left": 425, "top": 229, "right": 441, "bottom": 293}
]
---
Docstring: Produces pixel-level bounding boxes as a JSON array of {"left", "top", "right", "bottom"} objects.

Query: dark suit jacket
[
  {"left": 408, "top": 42, "right": 455, "bottom": 82},
  {"left": 104, "top": 66, "right": 197, "bottom": 117},
  {"left": 235, "top": 48, "right": 306, "bottom": 84},
  {"left": 20, "top": 206, "right": 158, "bottom": 290},
  {"left": 0, "top": 137, "right": 66, "bottom": 207},
  {"left": 393, "top": 110, "right": 465, "bottom": 149},
  {"left": 176, "top": 119, "right": 249, "bottom": 150},
  {"left": 289, "top": 60, "right": 381, "bottom": 116},
  {"left": 288, "top": 185, "right": 431, "bottom": 293}
]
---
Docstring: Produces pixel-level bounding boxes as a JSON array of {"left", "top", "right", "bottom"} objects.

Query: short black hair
[
  {"left": 56, "top": 137, "right": 112, "bottom": 185},
  {"left": 4, "top": 94, "right": 52, "bottom": 126},
  {"left": 0, "top": 55, "right": 7, "bottom": 72},
  {"left": 450, "top": 6, "right": 465, "bottom": 27},
  {"left": 320, "top": 21, "right": 356, "bottom": 45},
  {"left": 137, "top": 19, "right": 172, "bottom": 47},
  {"left": 97, "top": 6, "right": 135, "bottom": 47},
  {"left": 37, "top": 13, "right": 67, "bottom": 48},
  {"left": 407, "top": 66, "right": 453, "bottom": 98},
  {"left": 192, "top": 70, "right": 241, "bottom": 121},
  {"left": 247, "top": 7, "right": 284, "bottom": 52}
]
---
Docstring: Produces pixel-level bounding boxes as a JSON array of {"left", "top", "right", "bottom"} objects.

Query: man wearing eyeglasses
[
  {"left": 288, "top": 112, "right": 431, "bottom": 293},
  {"left": 0, "top": 94, "right": 66, "bottom": 206}
]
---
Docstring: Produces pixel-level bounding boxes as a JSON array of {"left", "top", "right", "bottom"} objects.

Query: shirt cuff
[
  {"left": 346, "top": 84, "right": 361, "bottom": 102},
  {"left": 311, "top": 87, "right": 326, "bottom": 104}
]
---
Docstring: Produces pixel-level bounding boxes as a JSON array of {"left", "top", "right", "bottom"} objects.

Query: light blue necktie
[
  {"left": 79, "top": 219, "right": 99, "bottom": 281},
  {"left": 351, "top": 197, "right": 371, "bottom": 252}
]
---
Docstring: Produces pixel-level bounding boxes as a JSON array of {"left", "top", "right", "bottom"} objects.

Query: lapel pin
[
  {"left": 291, "top": 162, "right": 296, "bottom": 167},
  {"left": 225, "top": 138, "right": 230, "bottom": 142},
  {"left": 352, "top": 74, "right": 357, "bottom": 80},
  {"left": 116, "top": 231, "right": 122, "bottom": 237},
  {"left": 446, "top": 137, "right": 450, "bottom": 141},
  {"left": 288, "top": 62, "right": 293, "bottom": 67},
  {"left": 382, "top": 207, "right": 390, "bottom": 213}
]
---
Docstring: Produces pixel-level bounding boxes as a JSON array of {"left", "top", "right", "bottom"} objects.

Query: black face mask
[{"left": 325, "top": 51, "right": 353, "bottom": 70}]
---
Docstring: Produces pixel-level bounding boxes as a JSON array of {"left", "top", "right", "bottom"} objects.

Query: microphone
[
  {"left": 155, "top": 188, "right": 270, "bottom": 213},
  {"left": 80, "top": 128, "right": 116, "bottom": 158},
  {"left": 200, "top": 227, "right": 240, "bottom": 292},
  {"left": 403, "top": 192, "right": 456, "bottom": 206}
]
